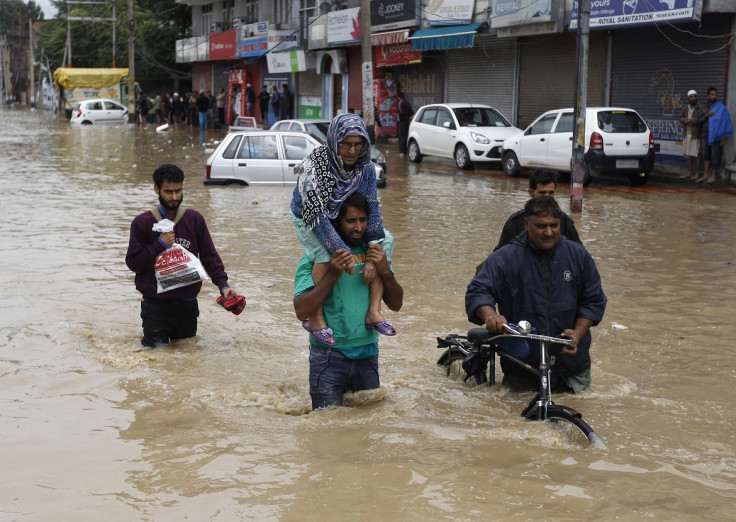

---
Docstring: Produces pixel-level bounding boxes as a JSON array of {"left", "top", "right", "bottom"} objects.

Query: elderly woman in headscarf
[{"left": 290, "top": 113, "right": 395, "bottom": 345}]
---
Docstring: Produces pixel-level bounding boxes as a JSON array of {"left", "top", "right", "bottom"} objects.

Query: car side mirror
[{"left": 443, "top": 121, "right": 454, "bottom": 130}]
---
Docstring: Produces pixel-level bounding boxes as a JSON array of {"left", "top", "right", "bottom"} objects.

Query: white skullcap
[{"left": 687, "top": 89, "right": 697, "bottom": 96}]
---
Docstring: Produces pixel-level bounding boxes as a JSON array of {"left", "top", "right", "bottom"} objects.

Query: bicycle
[{"left": 436, "top": 321, "right": 602, "bottom": 446}]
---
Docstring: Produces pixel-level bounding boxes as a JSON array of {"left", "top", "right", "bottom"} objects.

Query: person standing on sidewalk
[
  {"left": 697, "top": 87, "right": 733, "bottom": 184},
  {"left": 397, "top": 93, "right": 413, "bottom": 156},
  {"left": 679, "top": 90, "right": 704, "bottom": 180}
]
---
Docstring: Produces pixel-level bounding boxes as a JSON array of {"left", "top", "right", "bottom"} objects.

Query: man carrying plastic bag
[{"left": 126, "top": 164, "right": 245, "bottom": 348}]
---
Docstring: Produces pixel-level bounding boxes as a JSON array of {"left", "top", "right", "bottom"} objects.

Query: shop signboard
[
  {"left": 371, "top": 0, "right": 418, "bottom": 31},
  {"left": 570, "top": 0, "right": 702, "bottom": 29},
  {"left": 209, "top": 29, "right": 237, "bottom": 60},
  {"left": 426, "top": 0, "right": 475, "bottom": 26},
  {"left": 327, "top": 7, "right": 361, "bottom": 45}
]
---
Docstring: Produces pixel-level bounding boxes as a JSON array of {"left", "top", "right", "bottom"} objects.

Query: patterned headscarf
[{"left": 297, "top": 113, "right": 372, "bottom": 228}]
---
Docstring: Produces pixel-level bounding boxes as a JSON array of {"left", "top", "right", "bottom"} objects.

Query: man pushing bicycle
[{"left": 466, "top": 196, "right": 607, "bottom": 393}]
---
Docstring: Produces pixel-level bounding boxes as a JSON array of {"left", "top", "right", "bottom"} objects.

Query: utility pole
[
  {"left": 570, "top": 0, "right": 590, "bottom": 213},
  {"left": 127, "top": 0, "right": 135, "bottom": 123},
  {"left": 360, "top": 0, "right": 374, "bottom": 142},
  {"left": 28, "top": 13, "right": 34, "bottom": 108}
]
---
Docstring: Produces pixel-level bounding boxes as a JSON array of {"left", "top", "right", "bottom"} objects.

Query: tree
[{"left": 35, "top": 0, "right": 191, "bottom": 83}]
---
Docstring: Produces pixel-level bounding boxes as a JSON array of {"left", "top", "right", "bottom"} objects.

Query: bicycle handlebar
[{"left": 467, "top": 323, "right": 575, "bottom": 346}]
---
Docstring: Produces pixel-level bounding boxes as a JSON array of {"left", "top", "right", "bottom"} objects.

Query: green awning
[{"left": 408, "top": 23, "right": 482, "bottom": 51}]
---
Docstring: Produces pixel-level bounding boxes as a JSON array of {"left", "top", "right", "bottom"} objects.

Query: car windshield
[
  {"left": 596, "top": 110, "right": 648, "bottom": 133},
  {"left": 452, "top": 107, "right": 511, "bottom": 128}
]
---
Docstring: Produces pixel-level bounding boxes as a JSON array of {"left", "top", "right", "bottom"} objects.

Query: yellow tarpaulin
[{"left": 53, "top": 68, "right": 129, "bottom": 89}]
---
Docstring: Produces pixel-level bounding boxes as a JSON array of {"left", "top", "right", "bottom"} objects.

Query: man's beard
[{"left": 159, "top": 193, "right": 183, "bottom": 211}]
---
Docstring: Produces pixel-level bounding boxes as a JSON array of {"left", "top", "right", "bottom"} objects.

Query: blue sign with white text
[{"left": 570, "top": 0, "right": 701, "bottom": 30}]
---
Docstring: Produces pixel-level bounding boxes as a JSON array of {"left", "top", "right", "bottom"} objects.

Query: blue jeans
[
  {"left": 309, "top": 344, "right": 379, "bottom": 410},
  {"left": 198, "top": 112, "right": 207, "bottom": 131}
]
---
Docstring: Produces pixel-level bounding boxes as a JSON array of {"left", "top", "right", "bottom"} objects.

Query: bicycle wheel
[
  {"left": 544, "top": 405, "right": 597, "bottom": 445},
  {"left": 441, "top": 349, "right": 468, "bottom": 381}
]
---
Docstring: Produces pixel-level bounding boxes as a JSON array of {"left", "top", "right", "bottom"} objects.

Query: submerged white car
[
  {"left": 407, "top": 103, "right": 521, "bottom": 169},
  {"left": 69, "top": 98, "right": 128, "bottom": 125},
  {"left": 205, "top": 130, "right": 385, "bottom": 187}
]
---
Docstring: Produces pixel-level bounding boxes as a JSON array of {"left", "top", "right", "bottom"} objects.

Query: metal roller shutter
[
  {"left": 518, "top": 32, "right": 607, "bottom": 128},
  {"left": 610, "top": 15, "right": 730, "bottom": 159},
  {"left": 447, "top": 35, "right": 517, "bottom": 121}
]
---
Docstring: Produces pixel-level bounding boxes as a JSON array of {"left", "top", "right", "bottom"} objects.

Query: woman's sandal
[
  {"left": 366, "top": 320, "right": 397, "bottom": 336},
  {"left": 302, "top": 320, "right": 335, "bottom": 345}
]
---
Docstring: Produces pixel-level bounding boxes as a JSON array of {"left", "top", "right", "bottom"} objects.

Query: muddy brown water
[{"left": 1, "top": 109, "right": 734, "bottom": 520}]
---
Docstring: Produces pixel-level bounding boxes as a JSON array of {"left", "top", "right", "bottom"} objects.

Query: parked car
[
  {"left": 271, "top": 118, "right": 388, "bottom": 177},
  {"left": 69, "top": 98, "right": 128, "bottom": 125},
  {"left": 406, "top": 103, "right": 521, "bottom": 169},
  {"left": 501, "top": 107, "right": 655, "bottom": 186},
  {"left": 204, "top": 130, "right": 386, "bottom": 187}
]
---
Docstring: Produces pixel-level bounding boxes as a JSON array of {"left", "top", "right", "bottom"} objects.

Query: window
[
  {"left": 244, "top": 0, "right": 258, "bottom": 24},
  {"left": 103, "top": 101, "right": 122, "bottom": 111},
  {"left": 202, "top": 3, "right": 213, "bottom": 34},
  {"left": 554, "top": 113, "right": 574, "bottom": 133},
  {"left": 435, "top": 108, "right": 453, "bottom": 128},
  {"left": 274, "top": 0, "right": 291, "bottom": 25},
  {"left": 417, "top": 107, "right": 437, "bottom": 125},
  {"left": 528, "top": 114, "right": 557, "bottom": 135},
  {"left": 596, "top": 111, "right": 648, "bottom": 133},
  {"left": 223, "top": 135, "right": 242, "bottom": 159},
  {"left": 222, "top": 0, "right": 234, "bottom": 29},
  {"left": 299, "top": 0, "right": 317, "bottom": 41},
  {"left": 283, "top": 136, "right": 317, "bottom": 160}
]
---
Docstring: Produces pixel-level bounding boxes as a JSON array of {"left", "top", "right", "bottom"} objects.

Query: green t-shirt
[{"left": 294, "top": 246, "right": 379, "bottom": 359}]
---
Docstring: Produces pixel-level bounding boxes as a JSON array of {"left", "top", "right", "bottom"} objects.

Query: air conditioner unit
[
  {"left": 232, "top": 17, "right": 248, "bottom": 29},
  {"left": 210, "top": 22, "right": 223, "bottom": 33}
]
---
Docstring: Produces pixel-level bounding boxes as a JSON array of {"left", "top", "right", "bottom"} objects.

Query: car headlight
[
  {"left": 373, "top": 150, "right": 386, "bottom": 164},
  {"left": 470, "top": 132, "right": 491, "bottom": 144}
]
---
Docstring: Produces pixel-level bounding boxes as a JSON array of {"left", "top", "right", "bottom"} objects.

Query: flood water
[{"left": 1, "top": 108, "right": 735, "bottom": 520}]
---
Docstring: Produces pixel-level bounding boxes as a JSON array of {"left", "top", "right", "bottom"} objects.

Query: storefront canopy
[
  {"left": 53, "top": 68, "right": 129, "bottom": 89},
  {"left": 409, "top": 23, "right": 482, "bottom": 51}
]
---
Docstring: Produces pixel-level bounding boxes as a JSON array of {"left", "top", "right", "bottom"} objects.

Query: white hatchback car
[
  {"left": 69, "top": 98, "right": 128, "bottom": 124},
  {"left": 205, "top": 130, "right": 322, "bottom": 186},
  {"left": 501, "top": 107, "right": 655, "bottom": 185},
  {"left": 407, "top": 103, "right": 521, "bottom": 169}
]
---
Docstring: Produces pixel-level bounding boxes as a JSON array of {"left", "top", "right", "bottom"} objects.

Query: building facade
[{"left": 176, "top": 0, "right": 736, "bottom": 169}]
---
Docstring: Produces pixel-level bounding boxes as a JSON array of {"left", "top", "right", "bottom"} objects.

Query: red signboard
[
  {"left": 375, "top": 43, "right": 422, "bottom": 68},
  {"left": 209, "top": 29, "right": 237, "bottom": 60}
]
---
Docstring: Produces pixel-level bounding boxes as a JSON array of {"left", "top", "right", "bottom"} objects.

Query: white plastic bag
[{"left": 152, "top": 220, "right": 209, "bottom": 293}]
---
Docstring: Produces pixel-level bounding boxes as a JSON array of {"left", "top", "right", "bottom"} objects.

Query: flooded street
[{"left": 1, "top": 108, "right": 735, "bottom": 520}]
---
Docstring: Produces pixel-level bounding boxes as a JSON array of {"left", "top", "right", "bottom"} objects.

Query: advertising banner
[
  {"left": 426, "top": 0, "right": 475, "bottom": 26},
  {"left": 267, "top": 50, "right": 307, "bottom": 74},
  {"left": 209, "top": 29, "right": 237, "bottom": 60},
  {"left": 327, "top": 7, "right": 362, "bottom": 45},
  {"left": 570, "top": 0, "right": 701, "bottom": 30},
  {"left": 375, "top": 43, "right": 422, "bottom": 67},
  {"left": 268, "top": 30, "right": 299, "bottom": 52},
  {"left": 491, "top": 0, "right": 552, "bottom": 29}
]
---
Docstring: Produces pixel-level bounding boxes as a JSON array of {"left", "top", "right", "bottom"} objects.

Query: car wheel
[
  {"left": 408, "top": 140, "right": 423, "bottom": 163},
  {"left": 455, "top": 144, "right": 473, "bottom": 170},
  {"left": 503, "top": 152, "right": 520, "bottom": 177},
  {"left": 82, "top": 121, "right": 93, "bottom": 125},
  {"left": 629, "top": 172, "right": 649, "bottom": 186}
]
